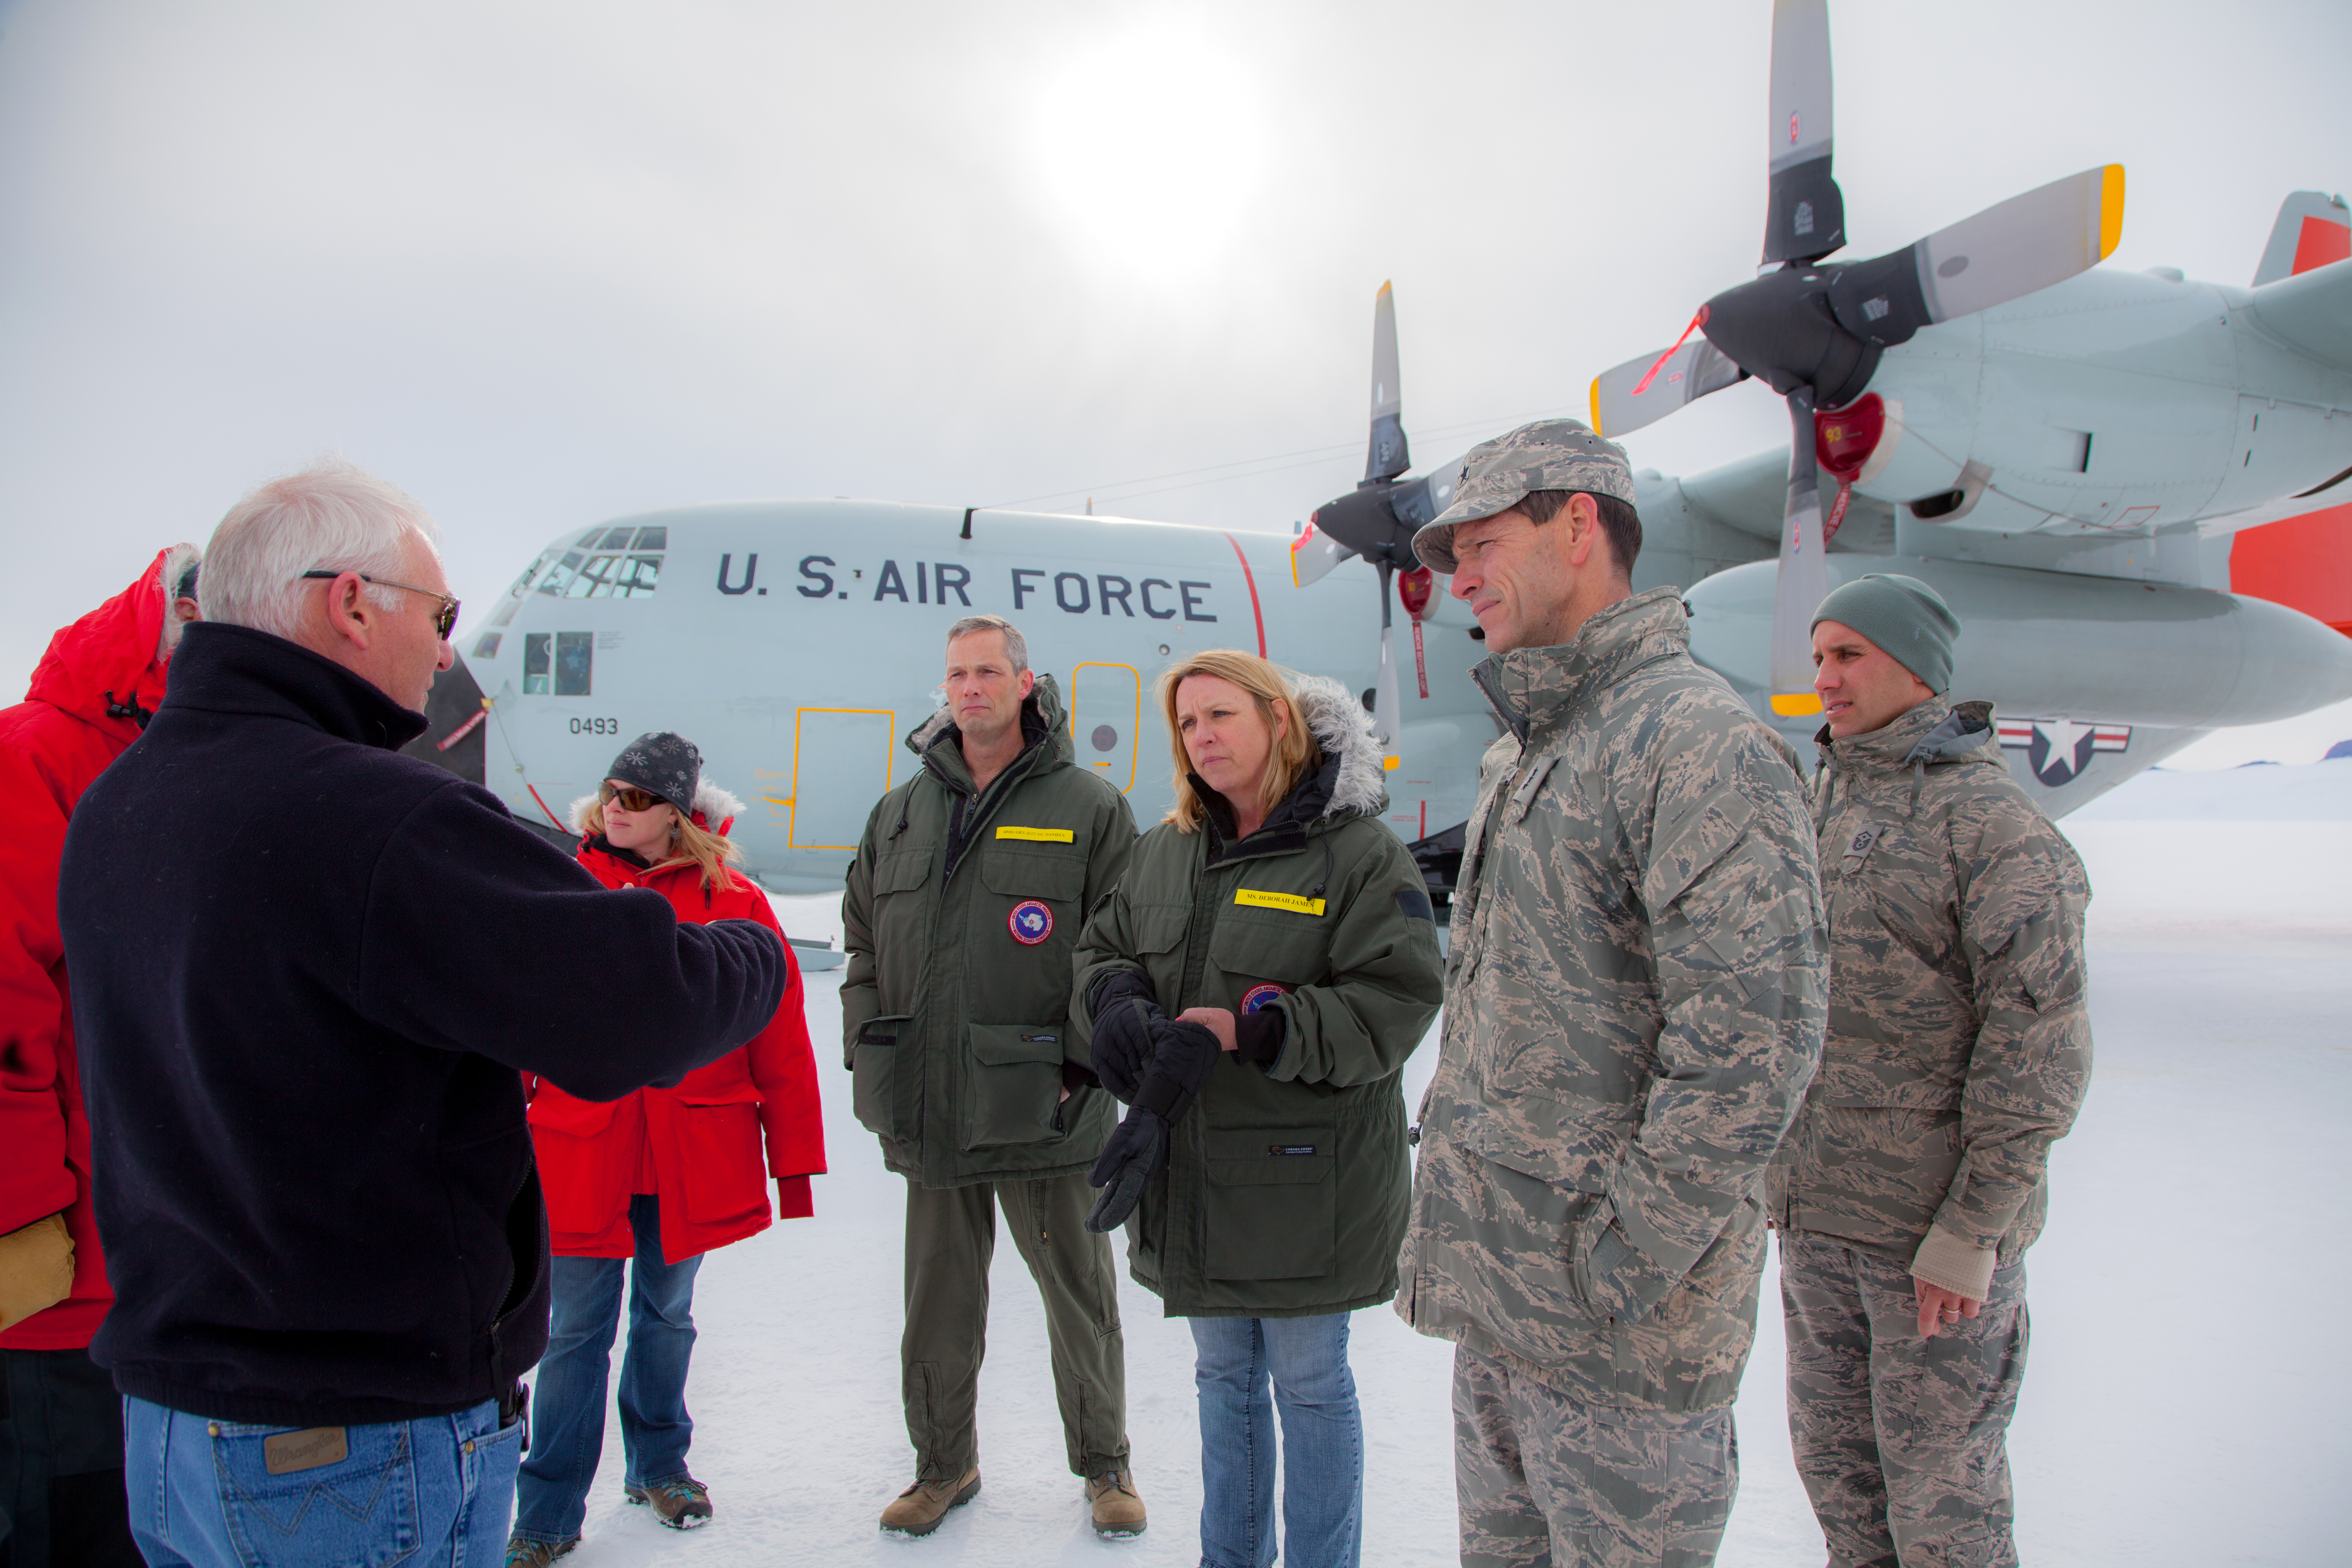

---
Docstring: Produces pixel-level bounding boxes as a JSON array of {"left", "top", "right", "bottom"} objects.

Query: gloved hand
[
  {"left": 1084, "top": 1107, "right": 1168, "bottom": 1233},
  {"left": 1086, "top": 971, "right": 1164, "bottom": 1102},
  {"left": 1130, "top": 1018, "right": 1220, "bottom": 1126},
  {"left": 1084, "top": 1018, "right": 1222, "bottom": 1234}
]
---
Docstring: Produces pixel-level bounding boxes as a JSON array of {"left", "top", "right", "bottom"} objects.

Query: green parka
[
  {"left": 841, "top": 676, "right": 1136, "bottom": 1188},
  {"left": 1071, "top": 676, "right": 1444, "bottom": 1318}
]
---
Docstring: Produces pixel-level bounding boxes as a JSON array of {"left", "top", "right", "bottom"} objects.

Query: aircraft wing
[{"left": 1674, "top": 444, "right": 1897, "bottom": 553}]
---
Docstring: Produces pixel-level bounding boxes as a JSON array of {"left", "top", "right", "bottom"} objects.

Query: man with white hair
[{"left": 57, "top": 461, "right": 791, "bottom": 1568}]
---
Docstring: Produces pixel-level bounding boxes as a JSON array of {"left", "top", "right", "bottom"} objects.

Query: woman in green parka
[{"left": 1071, "top": 649, "right": 1443, "bottom": 1568}]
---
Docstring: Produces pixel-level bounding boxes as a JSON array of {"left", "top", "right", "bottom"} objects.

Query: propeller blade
[
  {"left": 1590, "top": 330, "right": 1748, "bottom": 438},
  {"left": 1290, "top": 522, "right": 1354, "bottom": 588},
  {"left": 1828, "top": 165, "right": 2127, "bottom": 344},
  {"left": 1365, "top": 281, "right": 1411, "bottom": 483},
  {"left": 1768, "top": 387, "right": 1829, "bottom": 717},
  {"left": 1764, "top": 0, "right": 1844, "bottom": 264},
  {"left": 1373, "top": 562, "right": 1403, "bottom": 755}
]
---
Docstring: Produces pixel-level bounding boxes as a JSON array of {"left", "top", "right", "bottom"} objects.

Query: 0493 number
[{"left": 569, "top": 717, "right": 619, "bottom": 736}]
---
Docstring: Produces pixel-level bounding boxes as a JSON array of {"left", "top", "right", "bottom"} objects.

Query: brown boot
[
  {"left": 1085, "top": 1470, "right": 1147, "bottom": 1538},
  {"left": 879, "top": 1470, "right": 981, "bottom": 1537}
]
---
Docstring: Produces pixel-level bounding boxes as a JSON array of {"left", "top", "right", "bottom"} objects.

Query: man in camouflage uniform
[
  {"left": 1772, "top": 575, "right": 2092, "bottom": 1568},
  {"left": 1395, "top": 420, "right": 1828, "bottom": 1567}
]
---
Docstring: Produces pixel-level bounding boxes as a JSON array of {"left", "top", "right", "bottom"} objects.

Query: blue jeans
[
  {"left": 123, "top": 1394, "right": 521, "bottom": 1568},
  {"left": 511, "top": 1194, "right": 701, "bottom": 1546},
  {"left": 1189, "top": 1313, "right": 1363, "bottom": 1568}
]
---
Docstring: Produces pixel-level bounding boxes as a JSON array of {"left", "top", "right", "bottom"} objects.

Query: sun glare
[{"left": 1027, "top": 21, "right": 1267, "bottom": 287}]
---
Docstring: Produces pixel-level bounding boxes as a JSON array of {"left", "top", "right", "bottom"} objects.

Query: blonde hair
[
  {"left": 578, "top": 792, "right": 744, "bottom": 893},
  {"left": 1157, "top": 650, "right": 1321, "bottom": 833}
]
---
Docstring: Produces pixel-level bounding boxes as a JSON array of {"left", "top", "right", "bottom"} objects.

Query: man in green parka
[{"left": 840, "top": 615, "right": 1144, "bottom": 1539}]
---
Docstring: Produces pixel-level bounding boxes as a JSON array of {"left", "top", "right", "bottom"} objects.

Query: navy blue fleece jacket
[{"left": 58, "top": 623, "right": 786, "bottom": 1426}]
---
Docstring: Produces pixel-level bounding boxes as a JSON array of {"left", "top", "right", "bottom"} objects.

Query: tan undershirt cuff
[{"left": 1911, "top": 1223, "right": 1997, "bottom": 1301}]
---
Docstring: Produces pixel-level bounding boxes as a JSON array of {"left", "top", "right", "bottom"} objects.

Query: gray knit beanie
[
  {"left": 606, "top": 732, "right": 701, "bottom": 817},
  {"left": 1810, "top": 574, "right": 1960, "bottom": 693}
]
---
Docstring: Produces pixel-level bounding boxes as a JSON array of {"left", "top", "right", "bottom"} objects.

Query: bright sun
[{"left": 1027, "top": 20, "right": 1267, "bottom": 287}]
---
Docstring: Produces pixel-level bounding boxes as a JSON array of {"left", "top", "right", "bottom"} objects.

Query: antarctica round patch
[
  {"left": 1008, "top": 900, "right": 1054, "bottom": 945},
  {"left": 1240, "top": 982, "right": 1288, "bottom": 1014}
]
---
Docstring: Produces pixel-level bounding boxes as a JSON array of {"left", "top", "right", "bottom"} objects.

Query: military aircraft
[{"left": 416, "top": 0, "right": 2352, "bottom": 911}]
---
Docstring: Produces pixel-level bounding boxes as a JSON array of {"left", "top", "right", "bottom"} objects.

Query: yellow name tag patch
[
  {"left": 995, "top": 826, "right": 1075, "bottom": 842},
  {"left": 1235, "top": 888, "right": 1325, "bottom": 916}
]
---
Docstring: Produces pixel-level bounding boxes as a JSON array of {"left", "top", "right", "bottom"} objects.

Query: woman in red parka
[{"left": 506, "top": 732, "right": 824, "bottom": 1565}]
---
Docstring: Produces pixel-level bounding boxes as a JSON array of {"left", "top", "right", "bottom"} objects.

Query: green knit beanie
[{"left": 1810, "top": 573, "right": 1960, "bottom": 693}]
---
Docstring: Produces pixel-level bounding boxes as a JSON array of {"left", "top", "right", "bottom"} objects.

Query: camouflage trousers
[
  {"left": 1452, "top": 1344, "right": 1737, "bottom": 1568},
  {"left": 1779, "top": 1231, "right": 2030, "bottom": 1568}
]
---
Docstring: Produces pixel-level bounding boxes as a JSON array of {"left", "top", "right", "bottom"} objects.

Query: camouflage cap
[{"left": 1412, "top": 419, "right": 1637, "bottom": 573}]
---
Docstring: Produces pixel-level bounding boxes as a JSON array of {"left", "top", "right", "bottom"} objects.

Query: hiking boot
[
  {"left": 878, "top": 1469, "right": 981, "bottom": 1536},
  {"left": 1085, "top": 1470, "right": 1147, "bottom": 1537},
  {"left": 503, "top": 1537, "right": 577, "bottom": 1568},
  {"left": 624, "top": 1477, "right": 713, "bottom": 1529}
]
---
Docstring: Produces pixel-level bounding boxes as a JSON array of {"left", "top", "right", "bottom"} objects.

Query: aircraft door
[
  {"left": 789, "top": 707, "right": 897, "bottom": 849},
  {"left": 1071, "top": 662, "right": 1141, "bottom": 794}
]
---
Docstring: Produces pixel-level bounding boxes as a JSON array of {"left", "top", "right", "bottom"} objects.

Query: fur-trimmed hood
[
  {"left": 1288, "top": 673, "right": 1386, "bottom": 821},
  {"left": 567, "top": 778, "right": 746, "bottom": 836}
]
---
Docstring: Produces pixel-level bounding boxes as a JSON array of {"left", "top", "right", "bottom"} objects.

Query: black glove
[
  {"left": 1084, "top": 1106, "right": 1168, "bottom": 1233},
  {"left": 1086, "top": 971, "right": 1164, "bottom": 1102},
  {"left": 1130, "top": 1018, "right": 1220, "bottom": 1126}
]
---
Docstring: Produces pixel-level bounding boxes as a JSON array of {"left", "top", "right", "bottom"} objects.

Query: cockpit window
[
  {"left": 598, "top": 526, "right": 636, "bottom": 549},
  {"left": 575, "top": 528, "right": 606, "bottom": 547},
  {"left": 614, "top": 555, "right": 661, "bottom": 597},
  {"left": 535, "top": 552, "right": 586, "bottom": 597},
  {"left": 632, "top": 526, "right": 667, "bottom": 549},
  {"left": 535, "top": 541, "right": 663, "bottom": 600},
  {"left": 506, "top": 550, "right": 556, "bottom": 601},
  {"left": 564, "top": 556, "right": 618, "bottom": 598}
]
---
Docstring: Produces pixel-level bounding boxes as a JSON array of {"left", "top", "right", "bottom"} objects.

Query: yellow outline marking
[
  {"left": 1071, "top": 661, "right": 1142, "bottom": 794},
  {"left": 788, "top": 707, "right": 896, "bottom": 850},
  {"left": 2099, "top": 165, "right": 2126, "bottom": 260},
  {"left": 1235, "top": 888, "right": 1325, "bottom": 916}
]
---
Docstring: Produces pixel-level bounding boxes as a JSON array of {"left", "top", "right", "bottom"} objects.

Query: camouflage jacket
[
  {"left": 1767, "top": 699, "right": 2092, "bottom": 1300},
  {"left": 1396, "top": 588, "right": 1828, "bottom": 1414}
]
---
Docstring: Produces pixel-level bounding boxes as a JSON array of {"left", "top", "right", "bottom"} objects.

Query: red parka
[
  {"left": 1, "top": 547, "right": 195, "bottom": 1350},
  {"left": 525, "top": 803, "right": 825, "bottom": 1264}
]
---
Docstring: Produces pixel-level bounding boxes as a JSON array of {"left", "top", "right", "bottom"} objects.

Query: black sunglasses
[{"left": 298, "top": 570, "right": 462, "bottom": 640}]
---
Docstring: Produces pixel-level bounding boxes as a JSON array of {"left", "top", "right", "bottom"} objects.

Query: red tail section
[
  {"left": 2253, "top": 191, "right": 2350, "bottom": 286},
  {"left": 2232, "top": 502, "right": 2352, "bottom": 636}
]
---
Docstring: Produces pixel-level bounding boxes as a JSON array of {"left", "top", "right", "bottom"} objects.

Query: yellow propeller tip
[
  {"left": 2099, "top": 165, "right": 2126, "bottom": 260},
  {"left": 1377, "top": 280, "right": 1393, "bottom": 298},
  {"left": 1589, "top": 379, "right": 1605, "bottom": 437},
  {"left": 1382, "top": 755, "right": 1402, "bottom": 771},
  {"left": 1769, "top": 693, "right": 1826, "bottom": 716}
]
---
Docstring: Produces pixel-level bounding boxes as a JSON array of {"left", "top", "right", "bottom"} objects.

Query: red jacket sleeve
[
  {"left": 0, "top": 745, "right": 77, "bottom": 1233},
  {"left": 737, "top": 894, "right": 825, "bottom": 1215}
]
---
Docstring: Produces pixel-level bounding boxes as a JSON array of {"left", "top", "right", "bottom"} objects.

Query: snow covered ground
[{"left": 551, "top": 759, "right": 2350, "bottom": 1567}]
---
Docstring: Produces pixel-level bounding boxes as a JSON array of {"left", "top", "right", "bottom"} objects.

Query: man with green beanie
[{"left": 1771, "top": 573, "right": 2093, "bottom": 1568}]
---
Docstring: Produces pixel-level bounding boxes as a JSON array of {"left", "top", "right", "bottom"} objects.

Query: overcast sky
[{"left": 3, "top": 0, "right": 2347, "bottom": 755}]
